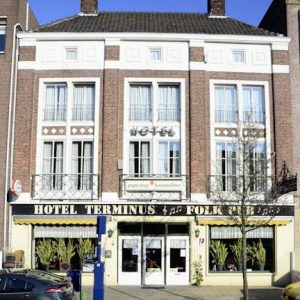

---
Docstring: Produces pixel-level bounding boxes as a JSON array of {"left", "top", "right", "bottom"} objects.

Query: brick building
[
  {"left": 0, "top": 0, "right": 37, "bottom": 252},
  {"left": 260, "top": 0, "right": 300, "bottom": 272},
  {"left": 7, "top": 0, "right": 295, "bottom": 287}
]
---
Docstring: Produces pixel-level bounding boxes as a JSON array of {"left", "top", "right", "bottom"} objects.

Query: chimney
[
  {"left": 81, "top": 0, "right": 98, "bottom": 15},
  {"left": 208, "top": 0, "right": 225, "bottom": 16}
]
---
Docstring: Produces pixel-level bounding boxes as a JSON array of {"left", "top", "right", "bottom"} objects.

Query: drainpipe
[
  {"left": 26, "top": 1, "right": 29, "bottom": 31},
  {"left": 4, "top": 23, "right": 22, "bottom": 254}
]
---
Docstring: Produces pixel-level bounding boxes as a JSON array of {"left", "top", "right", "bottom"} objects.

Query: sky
[{"left": 29, "top": 0, "right": 273, "bottom": 27}]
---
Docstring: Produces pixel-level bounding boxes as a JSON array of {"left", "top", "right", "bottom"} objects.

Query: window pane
[
  {"left": 233, "top": 51, "right": 245, "bottom": 63},
  {"left": 215, "top": 86, "right": 236, "bottom": 123},
  {"left": 130, "top": 85, "right": 151, "bottom": 121},
  {"left": 66, "top": 48, "right": 77, "bottom": 60},
  {"left": 159, "top": 142, "right": 180, "bottom": 176},
  {"left": 44, "top": 84, "right": 66, "bottom": 121},
  {"left": 0, "top": 22, "right": 6, "bottom": 52},
  {"left": 150, "top": 49, "right": 161, "bottom": 61},
  {"left": 158, "top": 85, "right": 180, "bottom": 121},
  {"left": 73, "top": 84, "right": 95, "bottom": 121},
  {"left": 243, "top": 86, "right": 265, "bottom": 124},
  {"left": 5, "top": 278, "right": 26, "bottom": 293},
  {"left": 129, "top": 141, "right": 150, "bottom": 176}
]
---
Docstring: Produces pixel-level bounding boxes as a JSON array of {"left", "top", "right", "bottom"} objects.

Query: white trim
[
  {"left": 17, "top": 32, "right": 290, "bottom": 46},
  {"left": 190, "top": 193, "right": 208, "bottom": 203},
  {"left": 272, "top": 65, "right": 290, "bottom": 73},
  {"left": 104, "top": 61, "right": 120, "bottom": 68},
  {"left": 105, "top": 38, "right": 120, "bottom": 46},
  {"left": 189, "top": 40, "right": 204, "bottom": 47},
  {"left": 271, "top": 41, "right": 290, "bottom": 51},
  {"left": 102, "top": 192, "right": 119, "bottom": 202}
]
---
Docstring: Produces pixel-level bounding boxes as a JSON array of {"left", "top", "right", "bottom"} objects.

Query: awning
[
  {"left": 197, "top": 217, "right": 292, "bottom": 226},
  {"left": 34, "top": 225, "right": 97, "bottom": 238},
  {"left": 13, "top": 216, "right": 97, "bottom": 225}
]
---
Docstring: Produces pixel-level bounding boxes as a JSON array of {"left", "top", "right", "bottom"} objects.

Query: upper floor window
[
  {"left": 72, "top": 84, "right": 95, "bottom": 121},
  {"left": 130, "top": 84, "right": 152, "bottom": 121},
  {"left": 243, "top": 86, "right": 265, "bottom": 124},
  {"left": 215, "top": 85, "right": 237, "bottom": 123},
  {"left": 159, "top": 141, "right": 180, "bottom": 176},
  {"left": 232, "top": 50, "right": 246, "bottom": 64},
  {"left": 0, "top": 18, "right": 6, "bottom": 53},
  {"left": 149, "top": 48, "right": 161, "bottom": 61},
  {"left": 43, "top": 84, "right": 66, "bottom": 121},
  {"left": 129, "top": 141, "right": 150, "bottom": 177},
  {"left": 158, "top": 85, "right": 180, "bottom": 121},
  {"left": 65, "top": 48, "right": 78, "bottom": 61}
]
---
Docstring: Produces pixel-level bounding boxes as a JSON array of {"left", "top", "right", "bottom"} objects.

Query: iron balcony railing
[
  {"left": 207, "top": 175, "right": 272, "bottom": 199},
  {"left": 120, "top": 174, "right": 188, "bottom": 201},
  {"left": 43, "top": 109, "right": 66, "bottom": 122},
  {"left": 32, "top": 174, "right": 99, "bottom": 200}
]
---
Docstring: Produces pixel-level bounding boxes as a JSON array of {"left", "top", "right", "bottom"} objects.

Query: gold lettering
[
  {"left": 129, "top": 205, "right": 137, "bottom": 215},
  {"left": 69, "top": 205, "right": 77, "bottom": 215},
  {"left": 138, "top": 205, "right": 147, "bottom": 215},
  {"left": 123, "top": 205, "right": 128, "bottom": 215},
  {"left": 112, "top": 205, "right": 122, "bottom": 215},
  {"left": 147, "top": 205, "right": 155, "bottom": 215},
  {"left": 102, "top": 205, "right": 111, "bottom": 215},
  {"left": 93, "top": 205, "right": 102, "bottom": 214},
  {"left": 187, "top": 206, "right": 194, "bottom": 215}
]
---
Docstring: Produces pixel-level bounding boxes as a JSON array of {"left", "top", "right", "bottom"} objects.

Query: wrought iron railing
[
  {"left": 119, "top": 174, "right": 188, "bottom": 201},
  {"left": 157, "top": 108, "right": 180, "bottom": 121},
  {"left": 32, "top": 174, "right": 99, "bottom": 200},
  {"left": 43, "top": 109, "right": 66, "bottom": 121},
  {"left": 207, "top": 175, "right": 270, "bottom": 199},
  {"left": 72, "top": 108, "right": 94, "bottom": 121}
]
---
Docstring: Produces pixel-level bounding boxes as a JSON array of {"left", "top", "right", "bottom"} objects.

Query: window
[
  {"left": 0, "top": 276, "right": 5, "bottom": 292},
  {"left": 232, "top": 50, "right": 246, "bottom": 64},
  {"left": 0, "top": 18, "right": 6, "bottom": 53},
  {"left": 159, "top": 142, "right": 180, "bottom": 176},
  {"left": 209, "top": 226, "right": 274, "bottom": 272},
  {"left": 5, "top": 278, "right": 27, "bottom": 293},
  {"left": 42, "top": 142, "right": 64, "bottom": 190},
  {"left": 43, "top": 84, "right": 66, "bottom": 121},
  {"left": 215, "top": 85, "right": 237, "bottom": 123},
  {"left": 243, "top": 86, "right": 265, "bottom": 124},
  {"left": 73, "top": 84, "right": 95, "bottom": 121},
  {"left": 72, "top": 141, "right": 93, "bottom": 190},
  {"left": 158, "top": 85, "right": 180, "bottom": 121},
  {"left": 216, "top": 142, "right": 237, "bottom": 192},
  {"left": 129, "top": 141, "right": 150, "bottom": 176},
  {"left": 66, "top": 48, "right": 78, "bottom": 61},
  {"left": 247, "top": 143, "right": 266, "bottom": 192},
  {"left": 130, "top": 84, "right": 151, "bottom": 121},
  {"left": 149, "top": 48, "right": 161, "bottom": 61}
]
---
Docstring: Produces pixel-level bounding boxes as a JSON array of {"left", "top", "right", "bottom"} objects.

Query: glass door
[
  {"left": 143, "top": 237, "right": 164, "bottom": 286},
  {"left": 166, "top": 236, "right": 189, "bottom": 285},
  {"left": 118, "top": 236, "right": 141, "bottom": 285}
]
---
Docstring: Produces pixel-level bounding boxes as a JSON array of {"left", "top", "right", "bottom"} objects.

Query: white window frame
[
  {"left": 149, "top": 48, "right": 162, "bottom": 62},
  {"left": 65, "top": 47, "right": 78, "bottom": 62},
  {"left": 232, "top": 49, "right": 246, "bottom": 64},
  {"left": 123, "top": 78, "right": 186, "bottom": 177}
]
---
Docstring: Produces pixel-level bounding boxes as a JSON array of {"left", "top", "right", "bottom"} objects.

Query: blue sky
[{"left": 29, "top": 0, "right": 272, "bottom": 26}]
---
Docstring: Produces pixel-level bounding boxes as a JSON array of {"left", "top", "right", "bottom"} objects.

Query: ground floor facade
[{"left": 9, "top": 202, "right": 294, "bottom": 287}]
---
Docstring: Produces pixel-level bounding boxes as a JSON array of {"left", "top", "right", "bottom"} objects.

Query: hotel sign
[
  {"left": 125, "top": 179, "right": 185, "bottom": 191},
  {"left": 11, "top": 203, "right": 294, "bottom": 217}
]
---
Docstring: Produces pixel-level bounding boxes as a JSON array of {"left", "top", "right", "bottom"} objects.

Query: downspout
[
  {"left": 26, "top": 1, "right": 29, "bottom": 31},
  {"left": 4, "top": 23, "right": 22, "bottom": 253}
]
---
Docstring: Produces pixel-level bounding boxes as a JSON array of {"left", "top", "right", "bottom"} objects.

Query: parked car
[
  {"left": 281, "top": 281, "right": 300, "bottom": 300},
  {"left": 0, "top": 269, "right": 75, "bottom": 299}
]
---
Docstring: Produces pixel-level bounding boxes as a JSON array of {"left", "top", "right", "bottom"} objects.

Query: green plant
[
  {"left": 36, "top": 239, "right": 57, "bottom": 265},
  {"left": 248, "top": 239, "right": 266, "bottom": 265},
  {"left": 77, "top": 239, "right": 94, "bottom": 263},
  {"left": 210, "top": 240, "right": 228, "bottom": 266},
  {"left": 192, "top": 256, "right": 203, "bottom": 286},
  {"left": 57, "top": 239, "right": 76, "bottom": 263},
  {"left": 230, "top": 239, "right": 243, "bottom": 265}
]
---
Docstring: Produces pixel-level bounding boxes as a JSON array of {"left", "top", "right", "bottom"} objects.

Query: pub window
[
  {"left": 209, "top": 226, "right": 274, "bottom": 272},
  {"left": 0, "top": 18, "right": 7, "bottom": 53}
]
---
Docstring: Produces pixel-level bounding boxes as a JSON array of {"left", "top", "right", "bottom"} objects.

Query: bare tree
[{"left": 208, "top": 114, "right": 283, "bottom": 300}]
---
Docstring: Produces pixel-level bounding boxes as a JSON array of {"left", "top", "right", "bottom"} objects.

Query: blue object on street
[
  {"left": 67, "top": 269, "right": 81, "bottom": 292},
  {"left": 93, "top": 215, "right": 106, "bottom": 300}
]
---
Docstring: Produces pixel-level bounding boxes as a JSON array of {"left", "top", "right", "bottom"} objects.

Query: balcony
[
  {"left": 32, "top": 174, "right": 99, "bottom": 200},
  {"left": 207, "top": 175, "right": 271, "bottom": 201},
  {"left": 120, "top": 174, "right": 188, "bottom": 201}
]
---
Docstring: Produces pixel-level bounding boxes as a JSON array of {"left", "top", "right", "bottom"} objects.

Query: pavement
[{"left": 79, "top": 285, "right": 284, "bottom": 300}]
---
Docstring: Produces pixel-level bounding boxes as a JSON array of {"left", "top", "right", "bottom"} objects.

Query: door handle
[{"left": 23, "top": 294, "right": 31, "bottom": 298}]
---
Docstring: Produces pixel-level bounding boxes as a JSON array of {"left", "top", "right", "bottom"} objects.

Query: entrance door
[
  {"left": 118, "top": 236, "right": 141, "bottom": 285},
  {"left": 166, "top": 236, "right": 189, "bottom": 285},
  {"left": 143, "top": 237, "right": 164, "bottom": 286}
]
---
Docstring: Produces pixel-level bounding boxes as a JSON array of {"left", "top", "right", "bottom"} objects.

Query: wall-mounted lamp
[
  {"left": 107, "top": 229, "right": 113, "bottom": 238},
  {"left": 195, "top": 228, "right": 200, "bottom": 238}
]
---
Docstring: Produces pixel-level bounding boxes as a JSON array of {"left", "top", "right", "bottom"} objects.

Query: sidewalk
[{"left": 80, "top": 285, "right": 283, "bottom": 300}]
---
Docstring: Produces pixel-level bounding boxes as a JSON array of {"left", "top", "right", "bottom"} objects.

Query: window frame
[
  {"left": 149, "top": 48, "right": 162, "bottom": 62},
  {"left": 0, "top": 17, "right": 7, "bottom": 54},
  {"left": 232, "top": 49, "right": 246, "bottom": 64}
]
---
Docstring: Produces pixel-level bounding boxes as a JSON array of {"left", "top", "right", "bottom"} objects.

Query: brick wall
[
  {"left": 105, "top": 46, "right": 120, "bottom": 61},
  {"left": 207, "top": 0, "right": 225, "bottom": 16},
  {"left": 19, "top": 46, "right": 36, "bottom": 61},
  {"left": 81, "top": 0, "right": 98, "bottom": 14},
  {"left": 272, "top": 50, "right": 289, "bottom": 65},
  {"left": 189, "top": 47, "right": 204, "bottom": 62}
]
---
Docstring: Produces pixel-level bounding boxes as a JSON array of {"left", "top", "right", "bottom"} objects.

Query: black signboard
[{"left": 11, "top": 203, "right": 294, "bottom": 217}]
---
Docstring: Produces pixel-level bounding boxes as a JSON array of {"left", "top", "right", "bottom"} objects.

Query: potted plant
[
  {"left": 77, "top": 238, "right": 94, "bottom": 268},
  {"left": 57, "top": 239, "right": 76, "bottom": 271},
  {"left": 248, "top": 239, "right": 266, "bottom": 271},
  {"left": 230, "top": 239, "right": 243, "bottom": 271},
  {"left": 192, "top": 256, "right": 203, "bottom": 286},
  {"left": 35, "top": 239, "right": 57, "bottom": 271},
  {"left": 210, "top": 240, "right": 228, "bottom": 271}
]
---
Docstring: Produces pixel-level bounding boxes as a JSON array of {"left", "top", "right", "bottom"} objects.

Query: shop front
[{"left": 10, "top": 203, "right": 294, "bottom": 287}]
